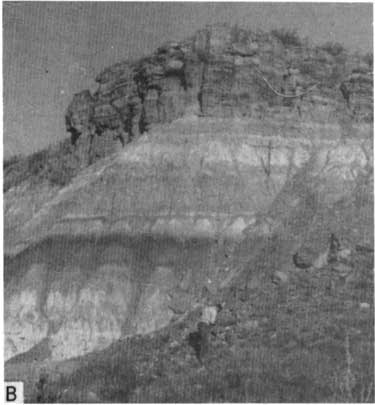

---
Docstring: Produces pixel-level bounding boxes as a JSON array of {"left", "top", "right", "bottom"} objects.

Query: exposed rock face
[
  {"left": 5, "top": 116, "right": 372, "bottom": 361},
  {"left": 5, "top": 233, "right": 220, "bottom": 361},
  {"left": 4, "top": 24, "right": 373, "bottom": 362},
  {"left": 341, "top": 68, "right": 373, "bottom": 122},
  {"left": 65, "top": 24, "right": 372, "bottom": 167}
]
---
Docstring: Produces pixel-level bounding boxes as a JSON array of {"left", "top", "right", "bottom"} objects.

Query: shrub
[
  {"left": 28, "top": 149, "right": 49, "bottom": 177},
  {"left": 325, "top": 65, "right": 345, "bottom": 88},
  {"left": 47, "top": 162, "right": 75, "bottom": 187},
  {"left": 363, "top": 52, "right": 373, "bottom": 68},
  {"left": 4, "top": 138, "right": 78, "bottom": 191},
  {"left": 97, "top": 361, "right": 136, "bottom": 402},
  {"left": 196, "top": 47, "right": 209, "bottom": 63},
  {"left": 299, "top": 62, "right": 319, "bottom": 78},
  {"left": 231, "top": 24, "right": 250, "bottom": 45},
  {"left": 271, "top": 28, "right": 302, "bottom": 47},
  {"left": 4, "top": 154, "right": 22, "bottom": 170},
  {"left": 320, "top": 41, "right": 345, "bottom": 56},
  {"left": 35, "top": 370, "right": 58, "bottom": 403}
]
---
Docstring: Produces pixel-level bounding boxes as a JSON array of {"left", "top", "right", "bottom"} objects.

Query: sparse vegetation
[
  {"left": 53, "top": 354, "right": 137, "bottom": 402},
  {"left": 271, "top": 28, "right": 302, "bottom": 47},
  {"left": 4, "top": 154, "right": 22, "bottom": 170},
  {"left": 231, "top": 24, "right": 251, "bottom": 44},
  {"left": 17, "top": 231, "right": 372, "bottom": 403},
  {"left": 35, "top": 370, "right": 57, "bottom": 403},
  {"left": 325, "top": 65, "right": 346, "bottom": 88},
  {"left": 3, "top": 154, "right": 28, "bottom": 192},
  {"left": 363, "top": 52, "right": 373, "bottom": 68},
  {"left": 320, "top": 41, "right": 345, "bottom": 56},
  {"left": 4, "top": 138, "right": 78, "bottom": 192},
  {"left": 4, "top": 23, "right": 373, "bottom": 403}
]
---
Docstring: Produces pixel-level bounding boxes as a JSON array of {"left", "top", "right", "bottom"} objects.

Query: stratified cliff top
[
  {"left": 67, "top": 24, "right": 372, "bottom": 140},
  {"left": 5, "top": 24, "right": 373, "bottom": 192},
  {"left": 4, "top": 24, "right": 373, "bottom": 379}
]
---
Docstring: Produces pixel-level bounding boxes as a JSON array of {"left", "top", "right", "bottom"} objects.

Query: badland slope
[{"left": 4, "top": 25, "right": 373, "bottom": 395}]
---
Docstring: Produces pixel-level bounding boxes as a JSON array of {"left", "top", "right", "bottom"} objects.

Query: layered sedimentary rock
[
  {"left": 5, "top": 24, "right": 373, "bottom": 362},
  {"left": 5, "top": 115, "right": 372, "bottom": 361},
  {"left": 65, "top": 24, "right": 372, "bottom": 167}
]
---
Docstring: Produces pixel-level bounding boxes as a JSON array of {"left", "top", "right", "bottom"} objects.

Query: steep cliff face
[
  {"left": 65, "top": 24, "right": 372, "bottom": 167},
  {"left": 4, "top": 25, "right": 373, "bottom": 364}
]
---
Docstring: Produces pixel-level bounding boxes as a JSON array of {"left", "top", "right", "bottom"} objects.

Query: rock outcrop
[
  {"left": 5, "top": 115, "right": 373, "bottom": 361},
  {"left": 65, "top": 24, "right": 373, "bottom": 167},
  {"left": 4, "top": 24, "right": 373, "bottom": 363}
]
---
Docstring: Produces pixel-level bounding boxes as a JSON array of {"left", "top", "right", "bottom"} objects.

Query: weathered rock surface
[
  {"left": 4, "top": 24, "right": 373, "bottom": 363},
  {"left": 5, "top": 115, "right": 372, "bottom": 361},
  {"left": 65, "top": 24, "right": 373, "bottom": 167}
]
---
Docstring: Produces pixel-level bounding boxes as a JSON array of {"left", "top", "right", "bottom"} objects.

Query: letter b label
[{"left": 5, "top": 382, "right": 23, "bottom": 403}]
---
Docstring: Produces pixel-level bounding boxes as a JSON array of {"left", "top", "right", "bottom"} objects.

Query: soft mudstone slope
[{"left": 5, "top": 115, "right": 372, "bottom": 361}]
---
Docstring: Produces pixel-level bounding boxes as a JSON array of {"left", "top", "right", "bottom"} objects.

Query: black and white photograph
[{"left": 3, "top": 2, "right": 374, "bottom": 402}]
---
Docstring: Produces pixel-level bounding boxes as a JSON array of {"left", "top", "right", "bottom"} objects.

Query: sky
[{"left": 3, "top": 2, "right": 373, "bottom": 158}]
